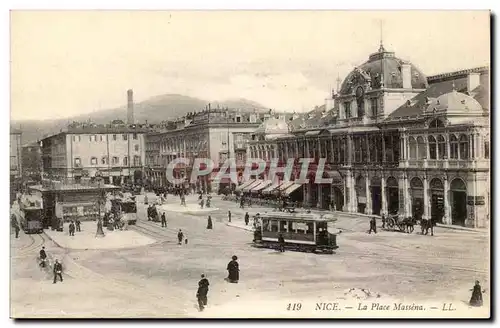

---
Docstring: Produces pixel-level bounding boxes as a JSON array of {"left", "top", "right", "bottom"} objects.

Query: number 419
[{"left": 287, "top": 303, "right": 302, "bottom": 311}]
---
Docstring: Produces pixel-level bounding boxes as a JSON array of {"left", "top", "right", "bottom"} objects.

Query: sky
[{"left": 10, "top": 10, "right": 490, "bottom": 121}]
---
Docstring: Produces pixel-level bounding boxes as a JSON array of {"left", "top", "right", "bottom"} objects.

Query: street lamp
[{"left": 95, "top": 170, "right": 105, "bottom": 238}]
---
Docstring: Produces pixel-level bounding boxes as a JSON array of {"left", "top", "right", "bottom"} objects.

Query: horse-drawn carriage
[{"left": 384, "top": 213, "right": 436, "bottom": 235}]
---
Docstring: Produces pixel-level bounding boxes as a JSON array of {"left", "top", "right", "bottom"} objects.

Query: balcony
[{"left": 403, "top": 159, "right": 487, "bottom": 170}]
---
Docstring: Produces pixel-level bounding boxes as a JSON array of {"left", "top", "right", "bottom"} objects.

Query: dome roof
[
  {"left": 339, "top": 45, "right": 428, "bottom": 95},
  {"left": 425, "top": 90, "right": 483, "bottom": 114},
  {"left": 254, "top": 118, "right": 290, "bottom": 135}
]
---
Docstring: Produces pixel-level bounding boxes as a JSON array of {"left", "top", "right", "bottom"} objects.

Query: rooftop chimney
[
  {"left": 467, "top": 72, "right": 481, "bottom": 94},
  {"left": 127, "top": 89, "right": 134, "bottom": 124}
]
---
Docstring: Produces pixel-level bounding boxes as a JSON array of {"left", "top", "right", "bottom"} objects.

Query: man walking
[
  {"left": 161, "top": 212, "right": 167, "bottom": 228},
  {"left": 177, "top": 229, "right": 184, "bottom": 245},
  {"left": 196, "top": 274, "right": 210, "bottom": 311},
  {"left": 368, "top": 217, "right": 377, "bottom": 234},
  {"left": 53, "top": 259, "right": 63, "bottom": 284},
  {"left": 14, "top": 224, "right": 20, "bottom": 239},
  {"left": 75, "top": 219, "right": 81, "bottom": 232},
  {"left": 69, "top": 221, "right": 76, "bottom": 236},
  {"left": 228, "top": 210, "right": 232, "bottom": 223},
  {"left": 244, "top": 212, "right": 250, "bottom": 226}
]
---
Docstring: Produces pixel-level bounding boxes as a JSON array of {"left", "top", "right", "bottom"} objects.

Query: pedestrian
[
  {"left": 75, "top": 219, "right": 81, "bottom": 232},
  {"left": 207, "top": 216, "right": 213, "bottom": 230},
  {"left": 39, "top": 246, "right": 47, "bottom": 268},
  {"left": 69, "top": 221, "right": 75, "bottom": 236},
  {"left": 53, "top": 259, "right": 63, "bottom": 284},
  {"left": 228, "top": 210, "right": 232, "bottom": 223},
  {"left": 381, "top": 214, "right": 386, "bottom": 229},
  {"left": 14, "top": 224, "right": 20, "bottom": 238},
  {"left": 368, "top": 217, "right": 377, "bottom": 234},
  {"left": 144, "top": 194, "right": 148, "bottom": 205},
  {"left": 469, "top": 280, "right": 484, "bottom": 307},
  {"left": 196, "top": 274, "right": 210, "bottom": 311},
  {"left": 200, "top": 199, "right": 205, "bottom": 209},
  {"left": 161, "top": 212, "right": 167, "bottom": 227},
  {"left": 177, "top": 229, "right": 184, "bottom": 245},
  {"left": 227, "top": 255, "right": 239, "bottom": 283},
  {"left": 278, "top": 234, "right": 285, "bottom": 252},
  {"left": 240, "top": 197, "right": 244, "bottom": 209},
  {"left": 244, "top": 212, "right": 249, "bottom": 226}
]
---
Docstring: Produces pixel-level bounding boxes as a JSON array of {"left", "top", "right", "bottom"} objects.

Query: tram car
[
  {"left": 253, "top": 212, "right": 339, "bottom": 254},
  {"left": 109, "top": 196, "right": 138, "bottom": 225},
  {"left": 18, "top": 194, "right": 44, "bottom": 234}
]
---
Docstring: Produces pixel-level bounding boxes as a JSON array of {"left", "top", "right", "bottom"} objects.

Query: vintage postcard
[{"left": 9, "top": 10, "right": 490, "bottom": 319}]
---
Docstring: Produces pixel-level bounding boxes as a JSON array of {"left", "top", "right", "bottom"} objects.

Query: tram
[
  {"left": 109, "top": 195, "right": 138, "bottom": 225},
  {"left": 253, "top": 212, "right": 339, "bottom": 254},
  {"left": 18, "top": 194, "right": 44, "bottom": 234}
]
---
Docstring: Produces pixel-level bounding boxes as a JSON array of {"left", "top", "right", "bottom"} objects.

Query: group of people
[
  {"left": 38, "top": 247, "right": 63, "bottom": 284},
  {"left": 199, "top": 193, "right": 212, "bottom": 209},
  {"left": 68, "top": 219, "right": 81, "bottom": 236},
  {"left": 196, "top": 255, "right": 240, "bottom": 312}
]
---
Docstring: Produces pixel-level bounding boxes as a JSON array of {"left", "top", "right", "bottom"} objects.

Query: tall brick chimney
[{"left": 127, "top": 89, "right": 134, "bottom": 124}]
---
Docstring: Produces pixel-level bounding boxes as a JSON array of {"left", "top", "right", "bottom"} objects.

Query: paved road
[{"left": 10, "top": 193, "right": 490, "bottom": 318}]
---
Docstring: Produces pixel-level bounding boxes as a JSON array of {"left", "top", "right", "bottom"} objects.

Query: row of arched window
[{"left": 408, "top": 134, "right": 469, "bottom": 160}]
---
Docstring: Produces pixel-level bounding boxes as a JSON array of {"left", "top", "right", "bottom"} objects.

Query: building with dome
[{"left": 248, "top": 44, "right": 489, "bottom": 228}]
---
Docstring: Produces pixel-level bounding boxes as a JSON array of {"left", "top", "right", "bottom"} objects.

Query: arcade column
[
  {"left": 381, "top": 177, "right": 388, "bottom": 216},
  {"left": 423, "top": 176, "right": 429, "bottom": 220},
  {"left": 365, "top": 173, "right": 372, "bottom": 215},
  {"left": 443, "top": 176, "right": 451, "bottom": 225}
]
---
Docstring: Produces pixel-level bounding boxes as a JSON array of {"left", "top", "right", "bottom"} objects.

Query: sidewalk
[
  {"left": 226, "top": 221, "right": 254, "bottom": 232},
  {"left": 44, "top": 222, "right": 155, "bottom": 250}
]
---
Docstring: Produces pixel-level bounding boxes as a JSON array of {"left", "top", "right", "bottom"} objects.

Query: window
[
  {"left": 112, "top": 134, "right": 117, "bottom": 141},
  {"left": 112, "top": 156, "right": 119, "bottom": 165},
  {"left": 371, "top": 98, "right": 379, "bottom": 117},
  {"left": 134, "top": 144, "right": 139, "bottom": 152},
  {"left": 417, "top": 136, "right": 426, "bottom": 159},
  {"left": 236, "top": 116, "right": 241, "bottom": 123},
  {"left": 459, "top": 134, "right": 469, "bottom": 159},
  {"left": 133, "top": 133, "right": 138, "bottom": 140},
  {"left": 123, "top": 134, "right": 128, "bottom": 141},
  {"left": 90, "top": 157, "right": 98, "bottom": 165},
  {"left": 428, "top": 136, "right": 437, "bottom": 159},
  {"left": 450, "top": 135, "right": 459, "bottom": 159},
  {"left": 485, "top": 141, "right": 490, "bottom": 159},
  {"left": 429, "top": 119, "right": 445, "bottom": 129},
  {"left": 438, "top": 135, "right": 447, "bottom": 159},
  {"left": 123, "top": 156, "right": 128, "bottom": 166},
  {"left": 74, "top": 157, "right": 81, "bottom": 167},
  {"left": 100, "top": 135, "right": 104, "bottom": 142},
  {"left": 101, "top": 157, "right": 107, "bottom": 165},
  {"left": 73, "top": 136, "right": 77, "bottom": 142},
  {"left": 133, "top": 155, "right": 141, "bottom": 166},
  {"left": 344, "top": 102, "right": 351, "bottom": 119},
  {"left": 409, "top": 137, "right": 417, "bottom": 159}
]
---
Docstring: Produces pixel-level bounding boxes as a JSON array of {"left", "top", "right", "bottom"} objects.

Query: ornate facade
[{"left": 248, "top": 45, "right": 489, "bottom": 228}]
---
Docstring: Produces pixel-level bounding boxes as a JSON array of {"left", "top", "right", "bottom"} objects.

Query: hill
[{"left": 11, "top": 94, "right": 269, "bottom": 145}]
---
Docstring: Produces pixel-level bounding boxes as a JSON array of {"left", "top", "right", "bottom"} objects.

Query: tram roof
[{"left": 257, "top": 211, "right": 337, "bottom": 222}]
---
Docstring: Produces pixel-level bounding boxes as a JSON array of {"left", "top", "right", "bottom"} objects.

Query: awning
[
  {"left": 283, "top": 183, "right": 302, "bottom": 196},
  {"left": 305, "top": 130, "right": 321, "bottom": 136},
  {"left": 242, "top": 180, "right": 262, "bottom": 192},
  {"left": 251, "top": 180, "right": 272, "bottom": 193},
  {"left": 276, "top": 181, "right": 294, "bottom": 192},
  {"left": 262, "top": 181, "right": 283, "bottom": 194},
  {"left": 235, "top": 179, "right": 255, "bottom": 191}
]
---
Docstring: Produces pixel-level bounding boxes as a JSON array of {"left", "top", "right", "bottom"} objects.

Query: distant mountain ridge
[{"left": 11, "top": 94, "right": 269, "bottom": 145}]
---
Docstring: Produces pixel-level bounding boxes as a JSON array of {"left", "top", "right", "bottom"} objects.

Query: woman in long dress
[
  {"left": 227, "top": 255, "right": 239, "bottom": 283},
  {"left": 207, "top": 216, "right": 213, "bottom": 230},
  {"left": 469, "top": 280, "right": 483, "bottom": 307}
]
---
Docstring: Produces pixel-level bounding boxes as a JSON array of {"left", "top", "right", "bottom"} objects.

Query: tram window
[
  {"left": 306, "top": 222, "right": 314, "bottom": 235},
  {"left": 288, "top": 221, "right": 294, "bottom": 233},
  {"left": 271, "top": 220, "right": 279, "bottom": 232},
  {"left": 316, "top": 222, "right": 327, "bottom": 232},
  {"left": 262, "top": 219, "right": 270, "bottom": 231},
  {"left": 279, "top": 220, "right": 287, "bottom": 232}
]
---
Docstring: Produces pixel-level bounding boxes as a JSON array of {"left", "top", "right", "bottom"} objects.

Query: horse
[
  {"left": 401, "top": 216, "right": 418, "bottom": 234},
  {"left": 419, "top": 218, "right": 436, "bottom": 236}
]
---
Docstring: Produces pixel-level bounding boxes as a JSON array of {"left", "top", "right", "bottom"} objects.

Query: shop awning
[
  {"left": 275, "top": 181, "right": 294, "bottom": 192},
  {"left": 235, "top": 179, "right": 255, "bottom": 191},
  {"left": 241, "top": 180, "right": 262, "bottom": 192},
  {"left": 283, "top": 183, "right": 303, "bottom": 196},
  {"left": 262, "top": 181, "right": 283, "bottom": 194},
  {"left": 251, "top": 180, "right": 273, "bottom": 193}
]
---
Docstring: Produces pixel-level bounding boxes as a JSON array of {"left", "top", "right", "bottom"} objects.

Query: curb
[
  {"left": 226, "top": 223, "right": 254, "bottom": 232},
  {"left": 435, "top": 223, "right": 485, "bottom": 233},
  {"left": 43, "top": 230, "right": 64, "bottom": 248}
]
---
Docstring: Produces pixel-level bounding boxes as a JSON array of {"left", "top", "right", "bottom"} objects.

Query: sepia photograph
[{"left": 9, "top": 10, "right": 490, "bottom": 319}]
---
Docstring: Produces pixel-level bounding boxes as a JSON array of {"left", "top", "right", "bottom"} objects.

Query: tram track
[{"left": 13, "top": 233, "right": 46, "bottom": 258}]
